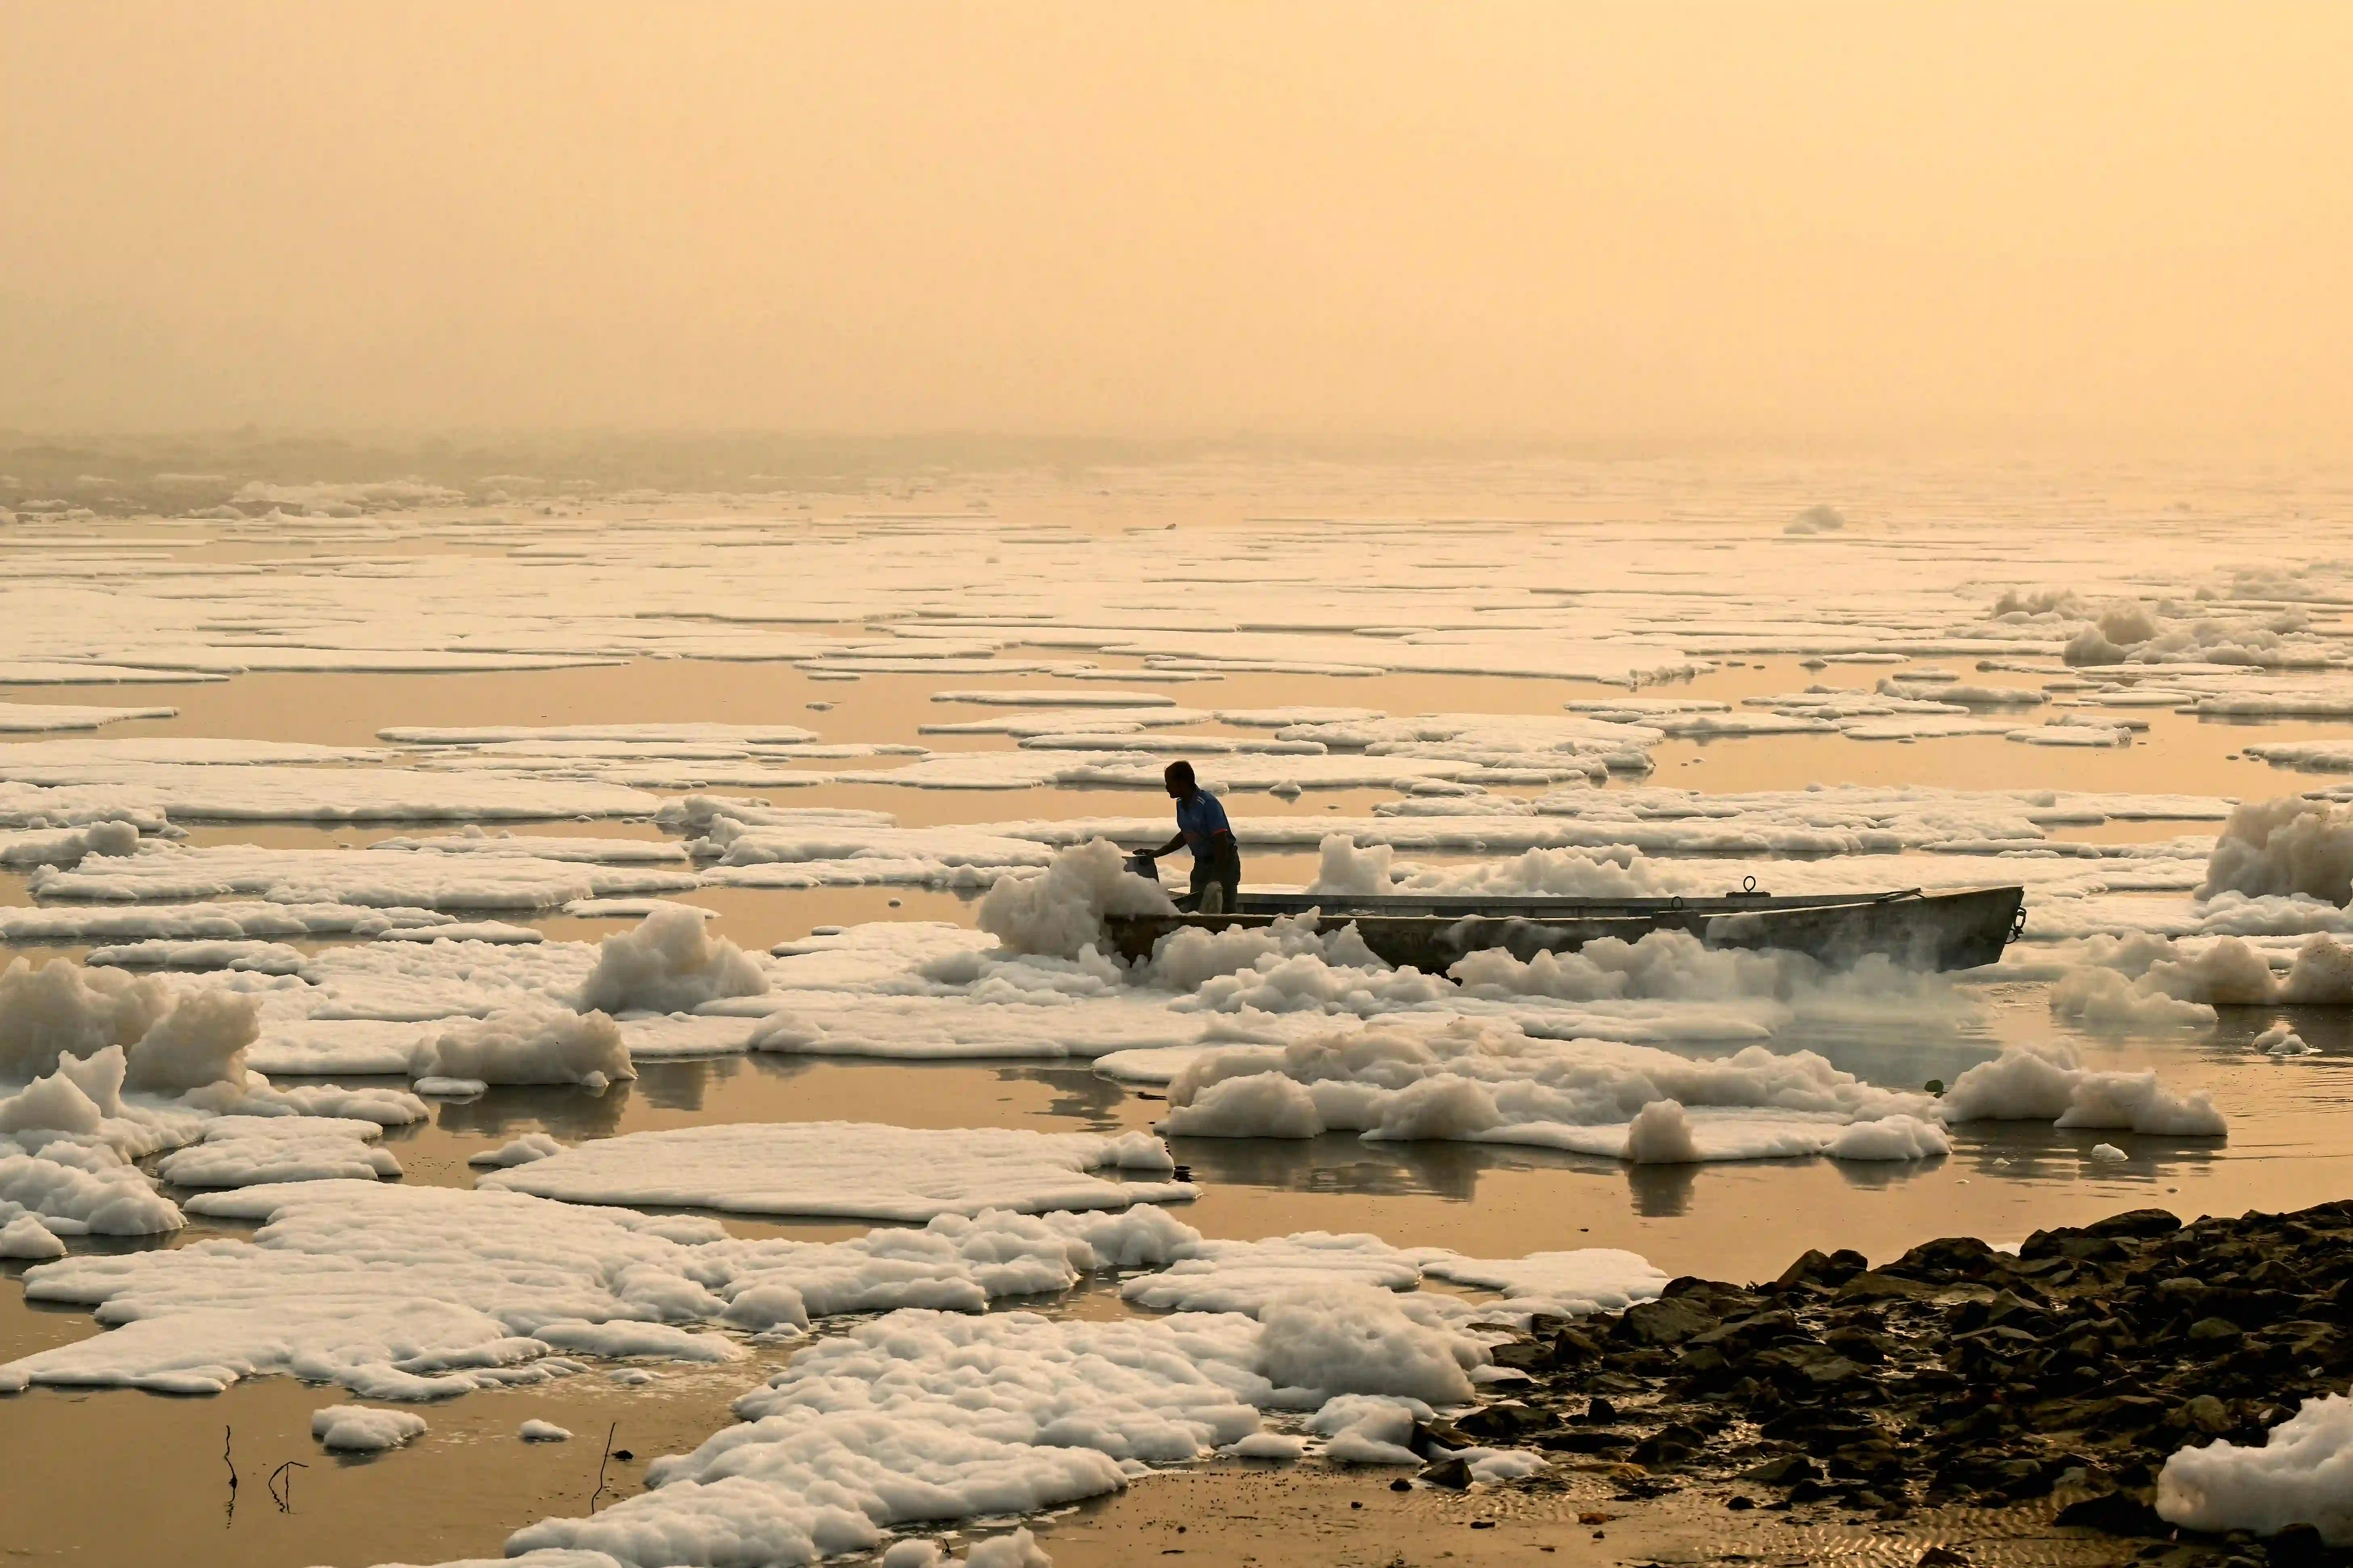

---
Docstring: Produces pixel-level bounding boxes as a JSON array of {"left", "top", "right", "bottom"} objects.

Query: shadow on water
[
  {"left": 1169, "top": 1130, "right": 1646, "bottom": 1206},
  {"left": 1625, "top": 1161, "right": 1700, "bottom": 1217},
  {"left": 422, "top": 1078, "right": 644, "bottom": 1141},
  {"left": 1000, "top": 1065, "right": 1131, "bottom": 1130}
]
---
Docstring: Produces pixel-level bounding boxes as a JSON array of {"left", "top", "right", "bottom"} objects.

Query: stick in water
[
  {"left": 269, "top": 1460, "right": 309, "bottom": 1513},
  {"left": 589, "top": 1422, "right": 619, "bottom": 1513}
]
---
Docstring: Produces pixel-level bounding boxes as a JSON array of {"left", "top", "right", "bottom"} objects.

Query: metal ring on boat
[
  {"left": 1669, "top": 895, "right": 1684, "bottom": 911},
  {"left": 2007, "top": 904, "right": 2028, "bottom": 944},
  {"left": 1742, "top": 875, "right": 1756, "bottom": 893}
]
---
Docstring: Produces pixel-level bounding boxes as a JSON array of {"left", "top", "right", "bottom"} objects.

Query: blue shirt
[{"left": 1174, "top": 789, "right": 1232, "bottom": 856}]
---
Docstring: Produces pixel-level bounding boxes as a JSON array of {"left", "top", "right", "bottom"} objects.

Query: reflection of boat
[{"left": 1100, "top": 885, "right": 2026, "bottom": 975}]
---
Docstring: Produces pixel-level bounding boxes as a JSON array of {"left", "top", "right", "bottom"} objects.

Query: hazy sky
[{"left": 5, "top": 2, "right": 2348, "bottom": 451}]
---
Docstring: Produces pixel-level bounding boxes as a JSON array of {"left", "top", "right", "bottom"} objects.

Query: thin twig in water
[
  {"left": 269, "top": 1460, "right": 309, "bottom": 1513},
  {"left": 223, "top": 1425, "right": 238, "bottom": 1526},
  {"left": 588, "top": 1422, "right": 619, "bottom": 1513}
]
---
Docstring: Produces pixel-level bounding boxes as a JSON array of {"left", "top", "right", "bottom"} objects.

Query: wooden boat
[{"left": 1100, "top": 885, "right": 2026, "bottom": 975}]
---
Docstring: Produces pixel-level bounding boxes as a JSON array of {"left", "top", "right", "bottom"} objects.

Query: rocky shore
[{"left": 1421, "top": 1201, "right": 2353, "bottom": 1567}]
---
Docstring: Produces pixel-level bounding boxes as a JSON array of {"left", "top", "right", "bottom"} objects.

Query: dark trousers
[{"left": 1179, "top": 836, "right": 1242, "bottom": 914}]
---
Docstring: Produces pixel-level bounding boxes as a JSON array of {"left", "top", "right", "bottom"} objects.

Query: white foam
[
  {"left": 0, "top": 818, "right": 142, "bottom": 867},
  {"left": 0, "top": 1181, "right": 746, "bottom": 1396},
  {"left": 1157, "top": 1018, "right": 1941, "bottom": 1161},
  {"left": 0, "top": 702, "right": 179, "bottom": 734},
  {"left": 1940, "top": 1043, "right": 2227, "bottom": 1136},
  {"left": 313, "top": 1404, "right": 429, "bottom": 1452},
  {"left": 29, "top": 842, "right": 698, "bottom": 911},
  {"left": 577, "top": 906, "right": 770, "bottom": 1013},
  {"left": 152, "top": 1115, "right": 401, "bottom": 1187},
  {"left": 411, "top": 1008, "right": 634, "bottom": 1088},
  {"left": 0, "top": 1213, "right": 68, "bottom": 1259},
  {"left": 2158, "top": 1391, "right": 2353, "bottom": 1544},
  {"left": 476, "top": 1122, "right": 1190, "bottom": 1221},
  {"left": 2201, "top": 797, "right": 2353, "bottom": 906},
  {"left": 976, "top": 839, "right": 1175, "bottom": 961}
]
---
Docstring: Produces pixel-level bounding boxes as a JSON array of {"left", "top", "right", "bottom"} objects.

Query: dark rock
[
  {"left": 1837, "top": 1270, "right": 1937, "bottom": 1303},
  {"left": 1412, "top": 1419, "right": 1473, "bottom": 1457},
  {"left": 1824, "top": 1327, "right": 1892, "bottom": 1364},
  {"left": 1915, "top": 1549, "right": 1971, "bottom": 1567},
  {"left": 1725, "top": 1495, "right": 1754, "bottom": 1510},
  {"left": 1418, "top": 1457, "right": 1472, "bottom": 1489},
  {"left": 1583, "top": 1396, "right": 1618, "bottom": 1423},
  {"left": 1630, "top": 1429, "right": 1701, "bottom": 1468},
  {"left": 2177, "top": 1394, "right": 2233, "bottom": 1435},
  {"left": 2085, "top": 1209, "right": 2183, "bottom": 1241},
  {"left": 1887, "top": 1236, "right": 2002, "bottom": 1283},
  {"left": 2053, "top": 1490, "right": 2169, "bottom": 1536},
  {"left": 1777, "top": 1248, "right": 1869, "bottom": 1290},
  {"left": 1536, "top": 1428, "right": 1631, "bottom": 1454},
  {"left": 2189, "top": 1316, "right": 2246, "bottom": 1347},
  {"left": 1453, "top": 1402, "right": 1544, "bottom": 1441},
  {"left": 1615, "top": 1295, "right": 1720, "bottom": 1347},
  {"left": 1741, "top": 1455, "right": 1819, "bottom": 1486},
  {"left": 2263, "top": 1522, "right": 2326, "bottom": 1568}
]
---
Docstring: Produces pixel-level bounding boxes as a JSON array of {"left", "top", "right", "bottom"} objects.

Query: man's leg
[
  {"left": 1177, "top": 854, "right": 1210, "bottom": 914},
  {"left": 1211, "top": 841, "right": 1241, "bottom": 915}
]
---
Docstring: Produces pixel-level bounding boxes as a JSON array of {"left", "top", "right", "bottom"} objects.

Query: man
[{"left": 1149, "top": 759, "right": 1241, "bottom": 915}]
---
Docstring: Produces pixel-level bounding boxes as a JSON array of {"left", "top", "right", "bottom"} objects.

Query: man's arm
[{"left": 1150, "top": 832, "right": 1187, "bottom": 857}]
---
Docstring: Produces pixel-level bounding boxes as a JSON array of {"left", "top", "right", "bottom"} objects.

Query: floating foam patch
[{"left": 476, "top": 1121, "right": 1191, "bottom": 1221}]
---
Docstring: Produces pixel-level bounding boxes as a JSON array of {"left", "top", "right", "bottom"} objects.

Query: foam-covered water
[{"left": 5, "top": 457, "right": 2353, "bottom": 1564}]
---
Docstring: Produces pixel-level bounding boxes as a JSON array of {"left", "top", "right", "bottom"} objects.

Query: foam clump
[
  {"left": 312, "top": 1404, "right": 427, "bottom": 1452},
  {"left": 2254, "top": 1023, "right": 2319, "bottom": 1057},
  {"left": 2051, "top": 933, "right": 2353, "bottom": 1028},
  {"left": 881, "top": 1532, "right": 1053, "bottom": 1568},
  {"left": 1940, "top": 1043, "right": 2226, "bottom": 1136},
  {"left": 0, "top": 956, "right": 258, "bottom": 1088},
  {"left": 1452, "top": 929, "right": 1954, "bottom": 1013},
  {"left": 469, "top": 1132, "right": 568, "bottom": 1168},
  {"left": 576, "top": 905, "right": 769, "bottom": 1013},
  {"left": 1309, "top": 836, "right": 1660, "bottom": 899},
  {"left": 1143, "top": 911, "right": 1394, "bottom": 996},
  {"left": 0, "top": 818, "right": 140, "bottom": 868},
  {"left": 978, "top": 839, "right": 1175, "bottom": 960},
  {"left": 0, "top": 1214, "right": 67, "bottom": 1259},
  {"left": 1159, "top": 1019, "right": 1938, "bottom": 1161},
  {"left": 1309, "top": 835, "right": 1395, "bottom": 895},
  {"left": 2158, "top": 1391, "right": 2353, "bottom": 1544},
  {"left": 410, "top": 1008, "right": 633, "bottom": 1088},
  {"left": 519, "top": 1419, "right": 571, "bottom": 1442},
  {"left": 2199, "top": 797, "right": 2353, "bottom": 906},
  {"left": 1259, "top": 1285, "right": 1480, "bottom": 1404}
]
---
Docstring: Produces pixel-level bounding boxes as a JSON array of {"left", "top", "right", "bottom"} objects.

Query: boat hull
[{"left": 1100, "top": 886, "right": 2023, "bottom": 974}]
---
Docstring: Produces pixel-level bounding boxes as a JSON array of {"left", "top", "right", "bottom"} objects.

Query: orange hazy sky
[{"left": 4, "top": 2, "right": 2347, "bottom": 451}]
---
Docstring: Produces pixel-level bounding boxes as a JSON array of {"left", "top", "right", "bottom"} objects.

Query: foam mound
[
  {"left": 977, "top": 839, "right": 1177, "bottom": 960},
  {"left": 2200, "top": 797, "right": 2353, "bottom": 906},
  {"left": 576, "top": 905, "right": 770, "bottom": 1014},
  {"left": 2158, "top": 1391, "right": 2353, "bottom": 1544},
  {"left": 410, "top": 1008, "right": 634, "bottom": 1089},
  {"left": 0, "top": 957, "right": 256, "bottom": 1090},
  {"left": 1157, "top": 1019, "right": 1939, "bottom": 1161},
  {"left": 1940, "top": 1043, "right": 2227, "bottom": 1136}
]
